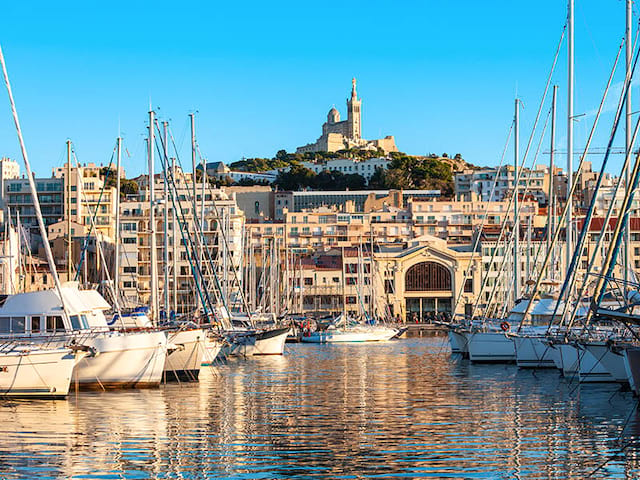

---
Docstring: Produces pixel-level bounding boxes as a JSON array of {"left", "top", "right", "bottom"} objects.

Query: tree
[{"left": 274, "top": 165, "right": 316, "bottom": 191}]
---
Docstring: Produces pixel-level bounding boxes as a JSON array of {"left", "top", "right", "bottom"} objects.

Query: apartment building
[
  {"left": 455, "top": 164, "right": 558, "bottom": 205},
  {"left": 299, "top": 157, "right": 391, "bottom": 182},
  {"left": 117, "top": 175, "right": 244, "bottom": 313}
]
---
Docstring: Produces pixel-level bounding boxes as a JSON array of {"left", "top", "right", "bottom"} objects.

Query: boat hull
[
  {"left": 465, "top": 331, "right": 515, "bottom": 363},
  {"left": 0, "top": 347, "right": 76, "bottom": 398},
  {"left": 235, "top": 327, "right": 291, "bottom": 355},
  {"left": 69, "top": 330, "right": 167, "bottom": 389},
  {"left": 582, "top": 343, "right": 628, "bottom": 384},
  {"left": 164, "top": 329, "right": 205, "bottom": 381},
  {"left": 449, "top": 330, "right": 469, "bottom": 357},
  {"left": 623, "top": 347, "right": 640, "bottom": 395},
  {"left": 300, "top": 326, "right": 398, "bottom": 343},
  {"left": 202, "top": 335, "right": 224, "bottom": 365},
  {"left": 514, "top": 336, "right": 557, "bottom": 368}
]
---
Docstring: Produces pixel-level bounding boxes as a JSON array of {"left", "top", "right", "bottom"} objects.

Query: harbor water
[{"left": 1, "top": 334, "right": 640, "bottom": 479}]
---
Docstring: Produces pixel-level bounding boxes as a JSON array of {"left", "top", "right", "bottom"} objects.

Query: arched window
[{"left": 405, "top": 261, "right": 451, "bottom": 292}]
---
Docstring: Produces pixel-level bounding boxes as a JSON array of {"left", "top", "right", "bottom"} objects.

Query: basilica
[{"left": 296, "top": 79, "right": 398, "bottom": 154}]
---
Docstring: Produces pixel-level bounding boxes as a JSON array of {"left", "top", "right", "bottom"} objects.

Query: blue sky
[{"left": 0, "top": 1, "right": 637, "bottom": 177}]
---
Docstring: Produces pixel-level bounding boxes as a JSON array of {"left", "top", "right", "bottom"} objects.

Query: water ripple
[{"left": 0, "top": 335, "right": 638, "bottom": 478}]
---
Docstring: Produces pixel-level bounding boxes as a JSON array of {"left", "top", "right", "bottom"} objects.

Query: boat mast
[
  {"left": 513, "top": 97, "right": 520, "bottom": 304},
  {"left": 163, "top": 122, "right": 170, "bottom": 318},
  {"left": 189, "top": 113, "right": 202, "bottom": 315},
  {"left": 0, "top": 45, "right": 69, "bottom": 317},
  {"left": 66, "top": 140, "right": 72, "bottom": 281},
  {"left": 566, "top": 0, "right": 574, "bottom": 282},
  {"left": 114, "top": 136, "right": 122, "bottom": 303},
  {"left": 549, "top": 85, "right": 557, "bottom": 280},
  {"left": 148, "top": 108, "right": 159, "bottom": 323},
  {"left": 171, "top": 156, "right": 178, "bottom": 314},
  {"left": 625, "top": 0, "right": 633, "bottom": 294}
]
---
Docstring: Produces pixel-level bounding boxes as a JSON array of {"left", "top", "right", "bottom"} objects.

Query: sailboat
[{"left": 0, "top": 46, "right": 170, "bottom": 390}]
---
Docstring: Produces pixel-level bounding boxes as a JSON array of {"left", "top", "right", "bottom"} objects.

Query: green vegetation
[
  {"left": 229, "top": 148, "right": 388, "bottom": 172},
  {"left": 267, "top": 150, "right": 459, "bottom": 196},
  {"left": 100, "top": 166, "right": 139, "bottom": 198},
  {"left": 368, "top": 152, "right": 455, "bottom": 196},
  {"left": 274, "top": 165, "right": 367, "bottom": 191}
]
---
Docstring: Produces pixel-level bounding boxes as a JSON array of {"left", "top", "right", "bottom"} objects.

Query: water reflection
[{"left": 0, "top": 335, "right": 638, "bottom": 478}]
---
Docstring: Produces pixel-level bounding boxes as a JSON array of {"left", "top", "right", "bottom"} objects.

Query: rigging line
[
  {"left": 159, "top": 124, "right": 229, "bottom": 324},
  {"left": 73, "top": 144, "right": 116, "bottom": 282},
  {"left": 470, "top": 25, "right": 565, "bottom": 321},
  {"left": 516, "top": 36, "right": 627, "bottom": 330},
  {"left": 194, "top": 147, "right": 254, "bottom": 318},
  {"left": 163, "top": 123, "right": 224, "bottom": 310},
  {"left": 451, "top": 120, "right": 514, "bottom": 319},
  {"left": 156, "top": 140, "right": 217, "bottom": 325},
  {"left": 162, "top": 124, "right": 229, "bottom": 310},
  {"left": 475, "top": 110, "right": 552, "bottom": 322},
  {"left": 565, "top": 115, "right": 640, "bottom": 331},
  {"left": 520, "top": 22, "right": 566, "bottom": 168},
  {"left": 70, "top": 147, "right": 123, "bottom": 322},
  {"left": 154, "top": 132, "right": 214, "bottom": 313},
  {"left": 576, "top": 34, "right": 640, "bottom": 317}
]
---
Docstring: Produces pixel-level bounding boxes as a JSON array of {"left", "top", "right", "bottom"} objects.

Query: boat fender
[{"left": 500, "top": 321, "right": 510, "bottom": 332}]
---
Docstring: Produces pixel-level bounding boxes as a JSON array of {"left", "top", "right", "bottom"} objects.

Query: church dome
[{"left": 327, "top": 107, "right": 340, "bottom": 124}]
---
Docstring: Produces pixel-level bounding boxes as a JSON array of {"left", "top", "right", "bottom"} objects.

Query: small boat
[{"left": 300, "top": 315, "right": 398, "bottom": 343}]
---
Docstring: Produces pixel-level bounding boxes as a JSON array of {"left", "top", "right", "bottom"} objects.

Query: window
[
  {"left": 304, "top": 277, "right": 313, "bottom": 286},
  {"left": 384, "top": 279, "right": 394, "bottom": 293},
  {"left": 346, "top": 296, "right": 357, "bottom": 304},
  {"left": 70, "top": 315, "right": 83, "bottom": 330},
  {"left": 464, "top": 278, "right": 473, "bottom": 293},
  {"left": 332, "top": 277, "right": 339, "bottom": 283},
  {"left": 46, "top": 316, "right": 65, "bottom": 332},
  {"left": 31, "top": 316, "right": 41, "bottom": 333},
  {"left": 123, "top": 237, "right": 136, "bottom": 244},
  {"left": 405, "top": 262, "right": 451, "bottom": 292},
  {"left": 0, "top": 317, "right": 9, "bottom": 333},
  {"left": 346, "top": 277, "right": 357, "bottom": 285},
  {"left": 123, "top": 266, "right": 137, "bottom": 273}
]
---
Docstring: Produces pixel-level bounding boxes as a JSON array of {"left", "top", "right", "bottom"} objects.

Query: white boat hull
[
  {"left": 577, "top": 346, "right": 615, "bottom": 383},
  {"left": 514, "top": 336, "right": 557, "bottom": 368},
  {"left": 449, "top": 330, "right": 469, "bottom": 356},
  {"left": 582, "top": 343, "right": 628, "bottom": 383},
  {"left": 557, "top": 343, "right": 580, "bottom": 377},
  {"left": 465, "top": 331, "right": 515, "bottom": 363},
  {"left": 236, "top": 327, "right": 291, "bottom": 354},
  {"left": 202, "top": 335, "right": 224, "bottom": 365},
  {"left": 164, "top": 329, "right": 205, "bottom": 381},
  {"left": 69, "top": 330, "right": 167, "bottom": 389},
  {"left": 623, "top": 347, "right": 640, "bottom": 395},
  {"left": 0, "top": 347, "right": 77, "bottom": 398},
  {"left": 301, "top": 326, "right": 398, "bottom": 343}
]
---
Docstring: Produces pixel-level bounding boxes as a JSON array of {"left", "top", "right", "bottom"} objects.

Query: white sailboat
[
  {"left": 300, "top": 314, "right": 398, "bottom": 343},
  {"left": 0, "top": 284, "right": 168, "bottom": 388}
]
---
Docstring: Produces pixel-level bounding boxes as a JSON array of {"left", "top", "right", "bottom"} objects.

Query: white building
[
  {"left": 300, "top": 157, "right": 390, "bottom": 182},
  {"left": 455, "top": 165, "right": 551, "bottom": 205}
]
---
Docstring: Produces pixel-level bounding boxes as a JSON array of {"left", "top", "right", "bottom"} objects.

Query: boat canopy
[{"left": 0, "top": 283, "right": 111, "bottom": 328}]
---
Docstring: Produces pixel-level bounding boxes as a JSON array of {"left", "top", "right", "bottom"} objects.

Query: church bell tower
[{"left": 347, "top": 78, "right": 361, "bottom": 140}]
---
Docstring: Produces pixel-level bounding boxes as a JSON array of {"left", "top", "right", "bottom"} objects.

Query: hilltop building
[{"left": 296, "top": 79, "right": 398, "bottom": 154}]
